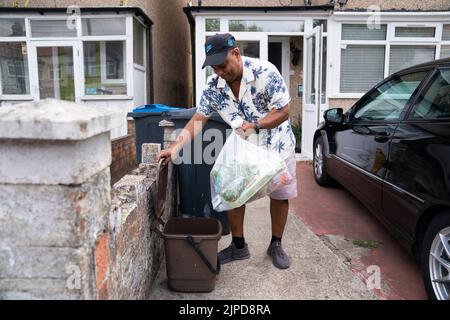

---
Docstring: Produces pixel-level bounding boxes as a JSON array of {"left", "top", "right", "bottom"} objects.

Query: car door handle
[{"left": 374, "top": 131, "right": 390, "bottom": 143}]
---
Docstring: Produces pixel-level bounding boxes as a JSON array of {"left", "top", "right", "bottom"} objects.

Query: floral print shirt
[{"left": 197, "top": 56, "right": 296, "bottom": 160}]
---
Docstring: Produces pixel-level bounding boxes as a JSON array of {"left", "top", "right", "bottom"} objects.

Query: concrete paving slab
[{"left": 149, "top": 197, "right": 378, "bottom": 300}]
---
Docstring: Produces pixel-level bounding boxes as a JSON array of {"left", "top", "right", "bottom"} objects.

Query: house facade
[
  {"left": 1, "top": 1, "right": 449, "bottom": 158},
  {"left": 185, "top": 0, "right": 450, "bottom": 158},
  {"left": 0, "top": 0, "right": 192, "bottom": 138}
]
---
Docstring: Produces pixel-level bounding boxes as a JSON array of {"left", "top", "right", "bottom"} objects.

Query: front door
[
  {"left": 268, "top": 36, "right": 290, "bottom": 91},
  {"left": 29, "top": 41, "right": 80, "bottom": 102},
  {"left": 302, "top": 25, "right": 324, "bottom": 159}
]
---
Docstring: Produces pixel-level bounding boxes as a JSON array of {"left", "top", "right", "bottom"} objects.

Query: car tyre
[
  {"left": 421, "top": 213, "right": 450, "bottom": 300},
  {"left": 313, "top": 136, "right": 334, "bottom": 187}
]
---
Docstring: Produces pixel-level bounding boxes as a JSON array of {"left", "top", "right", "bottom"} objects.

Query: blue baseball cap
[{"left": 202, "top": 33, "right": 237, "bottom": 69}]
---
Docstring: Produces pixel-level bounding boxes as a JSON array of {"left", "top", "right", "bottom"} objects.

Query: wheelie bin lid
[{"left": 128, "top": 104, "right": 184, "bottom": 118}]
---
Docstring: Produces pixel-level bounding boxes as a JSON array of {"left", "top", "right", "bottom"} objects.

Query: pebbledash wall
[{"left": 0, "top": 99, "right": 176, "bottom": 299}]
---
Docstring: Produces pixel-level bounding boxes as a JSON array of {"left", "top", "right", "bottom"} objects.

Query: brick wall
[{"left": 110, "top": 120, "right": 137, "bottom": 185}]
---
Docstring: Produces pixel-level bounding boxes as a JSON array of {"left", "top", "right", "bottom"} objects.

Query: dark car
[{"left": 313, "top": 58, "right": 450, "bottom": 300}]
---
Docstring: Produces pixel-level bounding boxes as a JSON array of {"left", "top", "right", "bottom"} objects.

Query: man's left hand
[{"left": 241, "top": 120, "right": 256, "bottom": 133}]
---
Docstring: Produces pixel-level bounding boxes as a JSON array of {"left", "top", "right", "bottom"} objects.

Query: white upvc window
[
  {"left": 0, "top": 18, "right": 30, "bottom": 100},
  {"left": 390, "top": 23, "right": 440, "bottom": 42},
  {"left": 0, "top": 13, "right": 144, "bottom": 103},
  {"left": 336, "top": 21, "right": 450, "bottom": 97},
  {"left": 79, "top": 16, "right": 130, "bottom": 98}
]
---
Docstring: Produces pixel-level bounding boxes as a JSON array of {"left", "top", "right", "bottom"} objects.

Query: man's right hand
[
  {"left": 155, "top": 112, "right": 209, "bottom": 165},
  {"left": 156, "top": 146, "right": 176, "bottom": 165}
]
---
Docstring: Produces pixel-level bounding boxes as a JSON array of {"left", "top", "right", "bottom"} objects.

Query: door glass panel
[
  {"left": 205, "top": 18, "right": 220, "bottom": 32},
  {"left": 229, "top": 20, "right": 304, "bottom": 32},
  {"left": 306, "top": 35, "right": 316, "bottom": 104},
  {"left": 321, "top": 38, "right": 327, "bottom": 104},
  {"left": 236, "top": 41, "right": 259, "bottom": 58},
  {"left": 410, "top": 69, "right": 450, "bottom": 119},
  {"left": 313, "top": 19, "right": 327, "bottom": 32},
  {"left": 354, "top": 71, "right": 428, "bottom": 121},
  {"left": 37, "top": 46, "right": 75, "bottom": 101}
]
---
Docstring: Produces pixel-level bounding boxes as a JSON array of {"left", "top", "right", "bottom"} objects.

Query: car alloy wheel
[
  {"left": 429, "top": 226, "right": 450, "bottom": 300},
  {"left": 314, "top": 142, "right": 323, "bottom": 179}
]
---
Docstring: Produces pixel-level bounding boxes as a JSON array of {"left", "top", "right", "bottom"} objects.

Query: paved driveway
[
  {"left": 150, "top": 196, "right": 377, "bottom": 300},
  {"left": 291, "top": 161, "right": 428, "bottom": 300}
]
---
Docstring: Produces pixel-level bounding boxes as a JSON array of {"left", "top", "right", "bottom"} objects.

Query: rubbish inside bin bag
[{"left": 210, "top": 130, "right": 290, "bottom": 212}]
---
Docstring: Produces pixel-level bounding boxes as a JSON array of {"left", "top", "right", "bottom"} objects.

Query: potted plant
[{"left": 292, "top": 123, "right": 301, "bottom": 153}]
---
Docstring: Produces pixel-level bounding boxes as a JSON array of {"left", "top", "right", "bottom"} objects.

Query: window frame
[{"left": 405, "top": 67, "right": 450, "bottom": 121}]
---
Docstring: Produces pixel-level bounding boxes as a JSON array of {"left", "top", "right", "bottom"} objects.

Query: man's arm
[
  {"left": 241, "top": 105, "right": 290, "bottom": 132},
  {"left": 156, "top": 112, "right": 209, "bottom": 164}
]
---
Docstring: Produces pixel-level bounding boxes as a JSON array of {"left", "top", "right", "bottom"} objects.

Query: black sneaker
[
  {"left": 267, "top": 241, "right": 290, "bottom": 269},
  {"left": 218, "top": 242, "right": 250, "bottom": 264}
]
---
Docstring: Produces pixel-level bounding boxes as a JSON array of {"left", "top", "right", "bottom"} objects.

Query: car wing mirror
[{"left": 324, "top": 108, "right": 344, "bottom": 124}]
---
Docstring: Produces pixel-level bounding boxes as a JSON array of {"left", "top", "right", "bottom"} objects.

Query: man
[{"left": 156, "top": 33, "right": 297, "bottom": 269}]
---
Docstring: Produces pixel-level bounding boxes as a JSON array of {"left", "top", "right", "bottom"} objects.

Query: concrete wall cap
[
  {"left": 158, "top": 120, "right": 175, "bottom": 127},
  {"left": 0, "top": 99, "right": 111, "bottom": 140}
]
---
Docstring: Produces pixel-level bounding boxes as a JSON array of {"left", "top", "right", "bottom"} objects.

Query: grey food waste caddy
[
  {"left": 168, "top": 108, "right": 230, "bottom": 235},
  {"left": 128, "top": 104, "right": 183, "bottom": 163}
]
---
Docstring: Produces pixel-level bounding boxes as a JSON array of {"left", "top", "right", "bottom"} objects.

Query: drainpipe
[
  {"left": 148, "top": 25, "right": 154, "bottom": 104},
  {"left": 190, "top": 22, "right": 196, "bottom": 106}
]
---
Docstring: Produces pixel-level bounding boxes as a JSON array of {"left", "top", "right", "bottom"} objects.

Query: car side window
[
  {"left": 353, "top": 71, "right": 428, "bottom": 122},
  {"left": 409, "top": 69, "right": 450, "bottom": 120}
]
